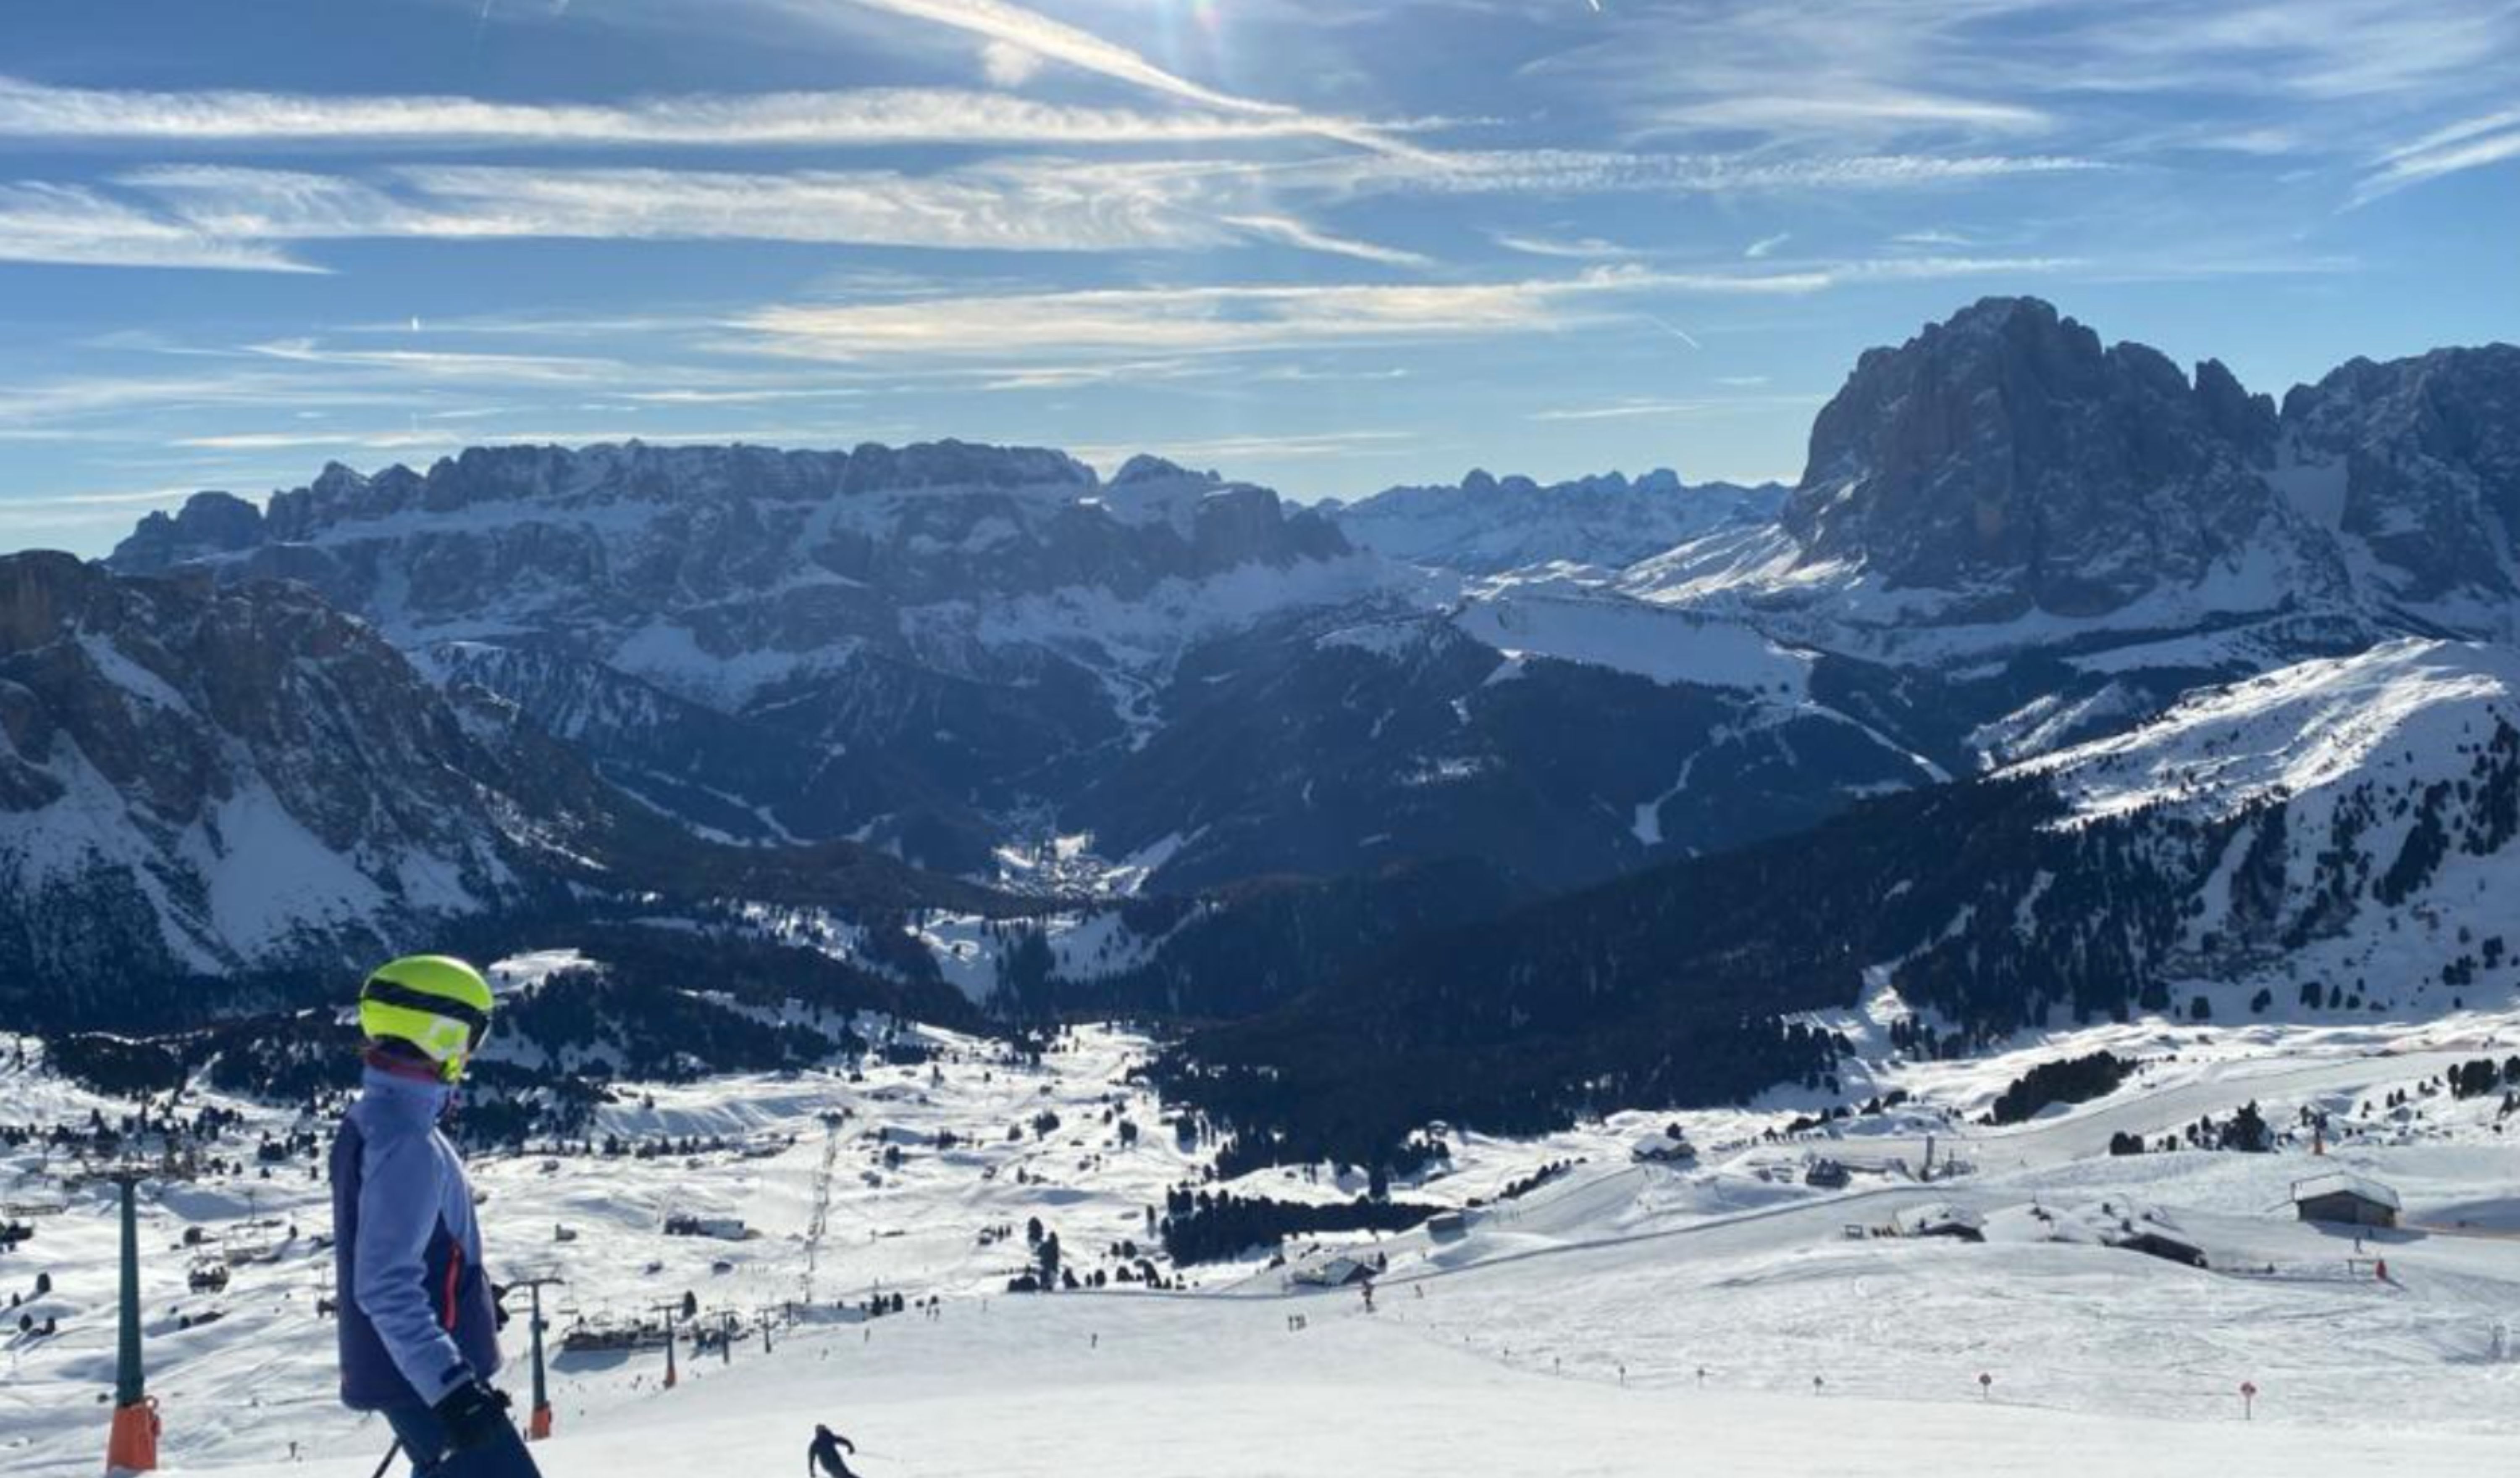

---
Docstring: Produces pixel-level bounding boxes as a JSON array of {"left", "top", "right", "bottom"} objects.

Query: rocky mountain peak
[
  {"left": 1786, "top": 295, "right": 2300, "bottom": 617},
  {"left": 1334, "top": 465, "right": 1785, "bottom": 576},
  {"left": 1112, "top": 454, "right": 1211, "bottom": 487},
  {"left": 2278, "top": 343, "right": 2520, "bottom": 610},
  {"left": 113, "top": 492, "right": 268, "bottom": 574},
  {"left": 0, "top": 552, "right": 551, "bottom": 986},
  {"left": 2194, "top": 357, "right": 2279, "bottom": 454}
]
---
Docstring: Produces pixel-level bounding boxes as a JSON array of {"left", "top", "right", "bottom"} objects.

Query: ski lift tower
[
  {"left": 511, "top": 1274, "right": 566, "bottom": 1440},
  {"left": 649, "top": 1299, "right": 683, "bottom": 1390},
  {"left": 798, "top": 1111, "right": 845, "bottom": 1310},
  {"left": 105, "top": 1169, "right": 159, "bottom": 1476}
]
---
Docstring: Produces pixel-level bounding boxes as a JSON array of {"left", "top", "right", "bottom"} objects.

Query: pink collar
[{"left": 362, "top": 1046, "right": 447, "bottom": 1084}]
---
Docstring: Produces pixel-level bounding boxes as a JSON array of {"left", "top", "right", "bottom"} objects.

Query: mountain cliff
[
  {"left": 0, "top": 552, "right": 548, "bottom": 1008},
  {"left": 113, "top": 441, "right": 1378, "bottom": 873},
  {"left": 86, "top": 302, "right": 2520, "bottom": 989},
  {"left": 1331, "top": 468, "right": 1784, "bottom": 576}
]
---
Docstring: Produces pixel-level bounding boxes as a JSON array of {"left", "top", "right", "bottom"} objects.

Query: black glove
[{"left": 431, "top": 1378, "right": 513, "bottom": 1453}]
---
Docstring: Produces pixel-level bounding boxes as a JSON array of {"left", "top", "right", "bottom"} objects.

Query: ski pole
[{"left": 367, "top": 1439, "right": 403, "bottom": 1478}]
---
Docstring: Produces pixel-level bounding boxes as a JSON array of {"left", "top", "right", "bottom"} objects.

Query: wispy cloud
[
  {"left": 1638, "top": 90, "right": 2050, "bottom": 143},
  {"left": 1525, "top": 0, "right": 2519, "bottom": 215},
  {"left": 979, "top": 40, "right": 1045, "bottom": 89},
  {"left": 1069, "top": 430, "right": 1415, "bottom": 468},
  {"left": 801, "top": 0, "right": 1423, "bottom": 155},
  {"left": 735, "top": 257, "right": 2078, "bottom": 361},
  {"left": 0, "top": 181, "right": 320, "bottom": 271},
  {"left": 1219, "top": 213, "right": 1433, "bottom": 267},
  {"left": 738, "top": 276, "right": 1632, "bottom": 360},
  {"left": 1744, "top": 231, "right": 1790, "bottom": 259},
  {"left": 970, "top": 359, "right": 1212, "bottom": 392},
  {"left": 1528, "top": 394, "right": 1824, "bottom": 422},
  {"left": 610, "top": 387, "right": 867, "bottom": 405},
  {"left": 2355, "top": 105, "right": 2520, "bottom": 204},
  {"left": 84, "top": 160, "right": 1425, "bottom": 263},
  {"left": 1344, "top": 150, "right": 2110, "bottom": 197},
  {"left": 0, "top": 485, "right": 226, "bottom": 509},
  {"left": 0, "top": 74, "right": 1330, "bottom": 149},
  {"left": 1489, "top": 231, "right": 1640, "bottom": 260},
  {"left": 237, "top": 337, "right": 633, "bottom": 382},
  {"left": 0, "top": 370, "right": 408, "bottom": 426}
]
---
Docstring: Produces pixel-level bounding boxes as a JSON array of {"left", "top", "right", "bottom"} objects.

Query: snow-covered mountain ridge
[
  {"left": 1623, "top": 301, "right": 2520, "bottom": 673},
  {"left": 106, "top": 438, "right": 1921, "bottom": 891},
  {"left": 66, "top": 297, "right": 2520, "bottom": 1040},
  {"left": 2024, "top": 638, "right": 2520, "bottom": 822},
  {"left": 0, "top": 551, "right": 535, "bottom": 999},
  {"left": 1329, "top": 467, "right": 1786, "bottom": 576},
  {"left": 0, "top": 549, "right": 1028, "bottom": 1020}
]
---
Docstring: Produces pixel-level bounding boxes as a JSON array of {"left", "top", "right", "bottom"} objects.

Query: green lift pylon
[
  {"left": 105, "top": 1173, "right": 158, "bottom": 1475},
  {"left": 514, "top": 1275, "right": 564, "bottom": 1441}
]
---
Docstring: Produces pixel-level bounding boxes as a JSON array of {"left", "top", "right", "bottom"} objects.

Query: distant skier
[
  {"left": 808, "top": 1424, "right": 862, "bottom": 1478},
  {"left": 330, "top": 956, "right": 538, "bottom": 1477}
]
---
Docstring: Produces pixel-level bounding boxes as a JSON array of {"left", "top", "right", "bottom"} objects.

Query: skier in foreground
[
  {"left": 331, "top": 955, "right": 540, "bottom": 1477},
  {"left": 808, "top": 1423, "right": 863, "bottom": 1478}
]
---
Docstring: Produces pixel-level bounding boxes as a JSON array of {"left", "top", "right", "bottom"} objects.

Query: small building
[
  {"left": 1631, "top": 1130, "right": 1698, "bottom": 1165},
  {"left": 1804, "top": 1158, "right": 1851, "bottom": 1190},
  {"left": 1292, "top": 1256, "right": 1376, "bottom": 1289},
  {"left": 2292, "top": 1172, "right": 2399, "bottom": 1228},
  {"left": 1425, "top": 1210, "right": 1469, "bottom": 1239},
  {"left": 2114, "top": 1230, "right": 2208, "bottom": 1269},
  {"left": 1900, "top": 1205, "right": 1986, "bottom": 1242}
]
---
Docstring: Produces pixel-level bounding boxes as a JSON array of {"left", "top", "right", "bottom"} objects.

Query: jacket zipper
[{"left": 441, "top": 1241, "right": 464, "bottom": 1331}]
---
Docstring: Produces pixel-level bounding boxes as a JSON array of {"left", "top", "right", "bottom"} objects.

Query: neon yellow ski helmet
[{"left": 358, "top": 955, "right": 494, "bottom": 1083}]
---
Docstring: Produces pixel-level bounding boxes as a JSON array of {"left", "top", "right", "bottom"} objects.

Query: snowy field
[{"left": 5, "top": 1000, "right": 2520, "bottom": 1477}]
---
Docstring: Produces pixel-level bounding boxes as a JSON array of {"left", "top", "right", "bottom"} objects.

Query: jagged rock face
[
  {"left": 1334, "top": 468, "right": 1784, "bottom": 576},
  {"left": 109, "top": 439, "right": 1369, "bottom": 876},
  {"left": 116, "top": 440, "right": 1347, "bottom": 630},
  {"left": 0, "top": 552, "right": 540, "bottom": 988},
  {"left": 87, "top": 310, "right": 2520, "bottom": 901},
  {"left": 2283, "top": 346, "right": 2520, "bottom": 611},
  {"left": 1788, "top": 297, "right": 2294, "bottom": 617}
]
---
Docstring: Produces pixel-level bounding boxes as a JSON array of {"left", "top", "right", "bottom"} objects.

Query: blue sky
[{"left": 2, "top": 0, "right": 2516, "bottom": 555}]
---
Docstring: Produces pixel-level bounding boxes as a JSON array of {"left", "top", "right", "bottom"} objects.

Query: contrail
[{"left": 1647, "top": 316, "right": 1703, "bottom": 350}]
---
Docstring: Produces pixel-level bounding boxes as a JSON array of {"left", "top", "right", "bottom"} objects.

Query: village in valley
[{"left": 5, "top": 983, "right": 2518, "bottom": 1477}]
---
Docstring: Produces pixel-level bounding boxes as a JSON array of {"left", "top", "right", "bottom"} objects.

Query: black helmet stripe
[{"left": 361, "top": 976, "right": 492, "bottom": 1046}]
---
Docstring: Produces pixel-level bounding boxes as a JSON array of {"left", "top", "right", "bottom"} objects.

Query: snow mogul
[{"left": 330, "top": 955, "right": 540, "bottom": 1477}]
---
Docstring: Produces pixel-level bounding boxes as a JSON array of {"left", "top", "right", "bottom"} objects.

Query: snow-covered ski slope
[
  {"left": 5, "top": 1006, "right": 2520, "bottom": 1478},
  {"left": 2021, "top": 637, "right": 2520, "bottom": 822}
]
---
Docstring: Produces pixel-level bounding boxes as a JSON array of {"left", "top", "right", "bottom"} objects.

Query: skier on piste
[
  {"left": 330, "top": 955, "right": 540, "bottom": 1476},
  {"left": 809, "top": 1424, "right": 862, "bottom": 1478}
]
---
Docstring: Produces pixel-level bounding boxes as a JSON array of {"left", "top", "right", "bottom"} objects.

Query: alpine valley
[{"left": 11, "top": 295, "right": 2520, "bottom": 1160}]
